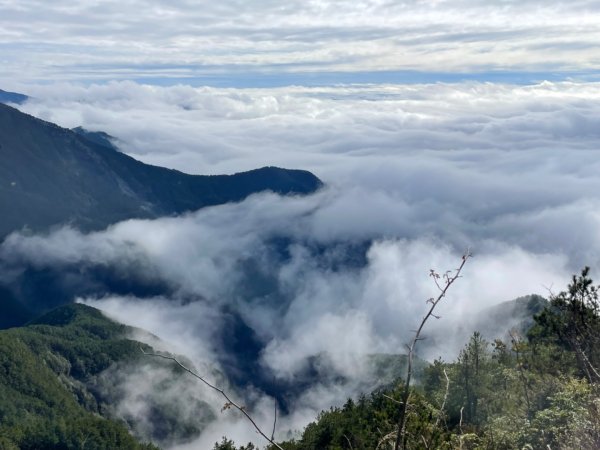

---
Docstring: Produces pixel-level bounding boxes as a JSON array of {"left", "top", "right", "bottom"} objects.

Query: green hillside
[
  {"left": 4, "top": 272, "right": 600, "bottom": 450},
  {"left": 260, "top": 270, "right": 600, "bottom": 450},
  {"left": 0, "top": 303, "right": 211, "bottom": 450}
]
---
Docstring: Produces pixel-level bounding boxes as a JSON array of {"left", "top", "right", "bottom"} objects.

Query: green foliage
[
  {"left": 0, "top": 304, "right": 159, "bottom": 449},
  {"left": 529, "top": 266, "right": 600, "bottom": 382},
  {"left": 453, "top": 332, "right": 488, "bottom": 424},
  {"left": 266, "top": 269, "right": 600, "bottom": 450},
  {"left": 212, "top": 437, "right": 257, "bottom": 450},
  {"left": 528, "top": 378, "right": 598, "bottom": 448},
  {"left": 276, "top": 387, "right": 450, "bottom": 450},
  {"left": 5, "top": 269, "right": 600, "bottom": 449}
]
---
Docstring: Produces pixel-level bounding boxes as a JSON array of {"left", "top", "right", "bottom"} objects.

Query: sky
[
  {"left": 1, "top": 0, "right": 600, "bottom": 87},
  {"left": 2, "top": 0, "right": 600, "bottom": 447}
]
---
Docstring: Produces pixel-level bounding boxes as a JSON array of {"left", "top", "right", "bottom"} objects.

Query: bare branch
[
  {"left": 383, "top": 394, "right": 403, "bottom": 405},
  {"left": 394, "top": 251, "right": 470, "bottom": 450},
  {"left": 434, "top": 369, "right": 450, "bottom": 429},
  {"left": 343, "top": 434, "right": 354, "bottom": 450},
  {"left": 140, "top": 348, "right": 284, "bottom": 450},
  {"left": 541, "top": 283, "right": 555, "bottom": 298},
  {"left": 580, "top": 348, "right": 600, "bottom": 381},
  {"left": 458, "top": 406, "right": 465, "bottom": 450},
  {"left": 376, "top": 431, "right": 397, "bottom": 450},
  {"left": 271, "top": 399, "right": 278, "bottom": 442}
]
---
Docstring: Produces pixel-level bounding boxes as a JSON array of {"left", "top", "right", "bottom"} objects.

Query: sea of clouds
[{"left": 3, "top": 80, "right": 600, "bottom": 446}]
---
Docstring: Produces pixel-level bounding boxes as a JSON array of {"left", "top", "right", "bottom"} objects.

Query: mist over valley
[{"left": 2, "top": 1, "right": 600, "bottom": 447}]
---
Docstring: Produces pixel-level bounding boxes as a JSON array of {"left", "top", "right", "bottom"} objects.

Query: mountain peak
[{"left": 0, "top": 103, "right": 322, "bottom": 238}]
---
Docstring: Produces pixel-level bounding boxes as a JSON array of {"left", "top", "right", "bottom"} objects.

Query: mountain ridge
[
  {"left": 0, "top": 89, "right": 28, "bottom": 105},
  {"left": 0, "top": 294, "right": 555, "bottom": 449},
  {"left": 0, "top": 102, "right": 322, "bottom": 239},
  {"left": 0, "top": 303, "right": 162, "bottom": 449}
]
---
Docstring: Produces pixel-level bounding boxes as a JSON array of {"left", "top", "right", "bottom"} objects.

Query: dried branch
[
  {"left": 394, "top": 251, "right": 471, "bottom": 450},
  {"left": 383, "top": 394, "right": 403, "bottom": 405},
  {"left": 580, "top": 348, "right": 600, "bottom": 381},
  {"left": 376, "top": 431, "right": 397, "bottom": 450},
  {"left": 458, "top": 407, "right": 465, "bottom": 450},
  {"left": 140, "top": 348, "right": 284, "bottom": 450},
  {"left": 271, "top": 399, "right": 278, "bottom": 442},
  {"left": 343, "top": 434, "right": 354, "bottom": 450},
  {"left": 434, "top": 368, "right": 450, "bottom": 429}
]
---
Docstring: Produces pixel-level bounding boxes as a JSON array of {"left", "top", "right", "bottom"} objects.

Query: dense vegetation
[
  {"left": 216, "top": 269, "right": 600, "bottom": 450},
  {"left": 3, "top": 269, "right": 600, "bottom": 449},
  {"left": 0, "top": 304, "right": 161, "bottom": 449}
]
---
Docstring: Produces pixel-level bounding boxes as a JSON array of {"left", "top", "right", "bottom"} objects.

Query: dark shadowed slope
[
  {"left": 72, "top": 126, "right": 121, "bottom": 151},
  {"left": 0, "top": 89, "right": 28, "bottom": 105},
  {"left": 0, "top": 103, "right": 322, "bottom": 238}
]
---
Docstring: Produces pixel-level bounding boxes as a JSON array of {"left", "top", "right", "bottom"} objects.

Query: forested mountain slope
[
  {"left": 251, "top": 270, "right": 600, "bottom": 450},
  {"left": 0, "top": 303, "right": 216, "bottom": 449}
]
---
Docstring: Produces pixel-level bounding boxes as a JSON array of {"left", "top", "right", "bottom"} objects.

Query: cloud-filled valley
[
  {"left": 16, "top": 80, "right": 600, "bottom": 266},
  {"left": 0, "top": 0, "right": 598, "bottom": 445},
  {"left": 2, "top": 79, "right": 600, "bottom": 445},
  {"left": 0, "top": 190, "right": 570, "bottom": 446}
]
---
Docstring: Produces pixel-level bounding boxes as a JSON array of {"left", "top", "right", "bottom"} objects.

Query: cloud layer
[
  {"left": 3, "top": 79, "right": 600, "bottom": 445},
  {"left": 17, "top": 81, "right": 600, "bottom": 267},
  {"left": 1, "top": 1, "right": 600, "bottom": 85},
  {"left": 0, "top": 193, "right": 570, "bottom": 445}
]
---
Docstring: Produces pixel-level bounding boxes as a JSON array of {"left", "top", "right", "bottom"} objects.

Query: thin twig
[
  {"left": 580, "top": 348, "right": 600, "bottom": 381},
  {"left": 394, "top": 251, "right": 471, "bottom": 450},
  {"left": 434, "top": 369, "right": 450, "bottom": 429},
  {"left": 140, "top": 348, "right": 284, "bottom": 450},
  {"left": 343, "top": 434, "right": 354, "bottom": 450},
  {"left": 383, "top": 394, "right": 403, "bottom": 405},
  {"left": 376, "top": 431, "right": 397, "bottom": 450},
  {"left": 271, "top": 399, "right": 278, "bottom": 442}
]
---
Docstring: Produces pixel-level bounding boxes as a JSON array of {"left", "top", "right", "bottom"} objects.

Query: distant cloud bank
[
  {"left": 4, "top": 76, "right": 600, "bottom": 446},
  {"left": 1, "top": 0, "right": 600, "bottom": 85}
]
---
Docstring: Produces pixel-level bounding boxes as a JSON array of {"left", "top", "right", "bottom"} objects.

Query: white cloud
[
  {"left": 15, "top": 81, "right": 600, "bottom": 179},
  {"left": 14, "top": 81, "right": 600, "bottom": 266},
  {"left": 3, "top": 79, "right": 600, "bottom": 445},
  {"left": 1, "top": 0, "right": 599, "bottom": 84},
  {"left": 7, "top": 79, "right": 600, "bottom": 370},
  {"left": 0, "top": 189, "right": 573, "bottom": 438}
]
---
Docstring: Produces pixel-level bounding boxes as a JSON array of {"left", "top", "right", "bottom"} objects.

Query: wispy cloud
[
  {"left": 1, "top": 0, "right": 598, "bottom": 443},
  {"left": 1, "top": 188, "right": 570, "bottom": 445},
  {"left": 5, "top": 79, "right": 600, "bottom": 445},
  {"left": 1, "top": 0, "right": 599, "bottom": 85}
]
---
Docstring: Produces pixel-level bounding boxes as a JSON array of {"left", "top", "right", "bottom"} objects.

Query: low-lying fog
[{"left": 5, "top": 80, "right": 600, "bottom": 446}]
